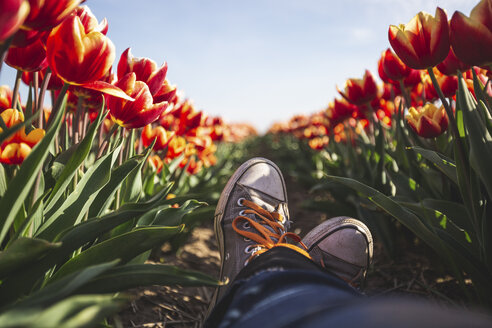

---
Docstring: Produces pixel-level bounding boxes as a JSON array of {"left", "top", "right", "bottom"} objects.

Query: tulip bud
[
  {"left": 406, "top": 103, "right": 448, "bottom": 138},
  {"left": 450, "top": 0, "right": 492, "bottom": 67},
  {"left": 389, "top": 8, "right": 450, "bottom": 69},
  {"left": 337, "top": 70, "right": 378, "bottom": 105}
]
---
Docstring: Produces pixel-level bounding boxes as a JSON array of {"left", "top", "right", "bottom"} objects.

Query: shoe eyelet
[
  {"left": 242, "top": 221, "right": 250, "bottom": 229},
  {"left": 237, "top": 198, "right": 245, "bottom": 206},
  {"left": 243, "top": 237, "right": 251, "bottom": 242},
  {"left": 239, "top": 210, "right": 246, "bottom": 216}
]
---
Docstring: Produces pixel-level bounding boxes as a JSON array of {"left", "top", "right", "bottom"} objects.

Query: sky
[{"left": 0, "top": 0, "right": 477, "bottom": 132}]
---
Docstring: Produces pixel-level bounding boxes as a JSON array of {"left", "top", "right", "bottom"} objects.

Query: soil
[{"left": 116, "top": 160, "right": 473, "bottom": 327}]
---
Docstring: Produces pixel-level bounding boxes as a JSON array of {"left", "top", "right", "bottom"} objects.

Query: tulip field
[{"left": 0, "top": 0, "right": 492, "bottom": 327}]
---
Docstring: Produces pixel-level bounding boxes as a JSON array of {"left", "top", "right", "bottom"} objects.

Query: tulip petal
[{"left": 83, "top": 81, "right": 134, "bottom": 101}]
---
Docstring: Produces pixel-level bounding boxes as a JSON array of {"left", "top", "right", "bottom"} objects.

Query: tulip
[
  {"left": 0, "top": 0, "right": 30, "bottom": 43},
  {"left": 380, "top": 48, "right": 411, "bottom": 81},
  {"left": 154, "top": 80, "right": 177, "bottom": 104},
  {"left": 148, "top": 155, "right": 163, "bottom": 174},
  {"left": 74, "top": 6, "right": 108, "bottom": 35},
  {"left": 308, "top": 136, "right": 329, "bottom": 150},
  {"left": 389, "top": 8, "right": 450, "bottom": 69},
  {"left": 0, "top": 108, "right": 45, "bottom": 164},
  {"left": 0, "top": 86, "right": 14, "bottom": 112},
  {"left": 117, "top": 48, "right": 168, "bottom": 97},
  {"left": 406, "top": 103, "right": 448, "bottom": 138},
  {"left": 436, "top": 47, "right": 471, "bottom": 76},
  {"left": 46, "top": 15, "right": 114, "bottom": 85},
  {"left": 166, "top": 136, "right": 186, "bottom": 159},
  {"left": 337, "top": 70, "right": 378, "bottom": 105},
  {"left": 450, "top": 0, "right": 492, "bottom": 67},
  {"left": 107, "top": 73, "right": 168, "bottom": 129},
  {"left": 141, "top": 124, "right": 175, "bottom": 151},
  {"left": 22, "top": 0, "right": 82, "bottom": 31},
  {"left": 5, "top": 38, "right": 47, "bottom": 72}
]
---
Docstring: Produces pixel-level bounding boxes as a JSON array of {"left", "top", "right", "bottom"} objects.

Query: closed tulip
[
  {"left": 0, "top": 0, "right": 30, "bottom": 43},
  {"left": 380, "top": 48, "right": 411, "bottom": 81},
  {"left": 141, "top": 124, "right": 175, "bottom": 151},
  {"left": 337, "top": 70, "right": 378, "bottom": 106},
  {"left": 5, "top": 38, "right": 47, "bottom": 72},
  {"left": 107, "top": 73, "right": 169, "bottom": 129},
  {"left": 389, "top": 8, "right": 450, "bottom": 69},
  {"left": 450, "top": 0, "right": 492, "bottom": 67},
  {"left": 406, "top": 103, "right": 448, "bottom": 138},
  {"left": 46, "top": 15, "right": 114, "bottom": 85}
]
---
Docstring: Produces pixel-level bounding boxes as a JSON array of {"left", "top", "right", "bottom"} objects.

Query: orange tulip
[
  {"left": 46, "top": 15, "right": 114, "bottom": 85},
  {"left": 450, "top": 0, "right": 492, "bottom": 67},
  {"left": 0, "top": 108, "right": 45, "bottom": 164},
  {"left": 5, "top": 38, "right": 47, "bottom": 72},
  {"left": 148, "top": 155, "right": 163, "bottom": 174},
  {"left": 107, "top": 73, "right": 169, "bottom": 129},
  {"left": 166, "top": 136, "right": 186, "bottom": 159},
  {"left": 141, "top": 124, "right": 175, "bottom": 151},
  {"left": 337, "top": 70, "right": 378, "bottom": 106},
  {"left": 0, "top": 0, "right": 30, "bottom": 43},
  {"left": 406, "top": 103, "right": 448, "bottom": 138},
  {"left": 0, "top": 86, "right": 14, "bottom": 112},
  {"left": 389, "top": 8, "right": 450, "bottom": 69}
]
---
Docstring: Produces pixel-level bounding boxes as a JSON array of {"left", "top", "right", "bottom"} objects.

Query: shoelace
[{"left": 232, "top": 199, "right": 311, "bottom": 264}]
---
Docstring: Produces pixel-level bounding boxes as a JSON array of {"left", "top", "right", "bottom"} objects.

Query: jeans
[{"left": 204, "top": 247, "right": 492, "bottom": 328}]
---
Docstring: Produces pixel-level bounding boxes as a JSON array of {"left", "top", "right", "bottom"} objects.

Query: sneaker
[
  {"left": 302, "top": 216, "right": 373, "bottom": 288},
  {"left": 210, "top": 157, "right": 309, "bottom": 306}
]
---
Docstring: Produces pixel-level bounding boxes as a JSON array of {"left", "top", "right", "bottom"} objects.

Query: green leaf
[
  {"left": 0, "top": 109, "right": 41, "bottom": 146},
  {"left": 152, "top": 199, "right": 206, "bottom": 226},
  {"left": 14, "top": 261, "right": 118, "bottom": 309},
  {"left": 0, "top": 164, "right": 7, "bottom": 197},
  {"left": 36, "top": 143, "right": 122, "bottom": 241},
  {"left": 79, "top": 264, "right": 219, "bottom": 294},
  {"left": 0, "top": 294, "right": 126, "bottom": 328},
  {"left": 44, "top": 107, "right": 105, "bottom": 213},
  {"left": 411, "top": 146, "right": 458, "bottom": 185},
  {"left": 87, "top": 155, "right": 145, "bottom": 218},
  {"left": 0, "top": 237, "right": 61, "bottom": 279},
  {"left": 0, "top": 96, "right": 65, "bottom": 245},
  {"left": 49, "top": 226, "right": 184, "bottom": 282}
]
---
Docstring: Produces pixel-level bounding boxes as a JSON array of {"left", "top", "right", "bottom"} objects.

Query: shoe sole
[{"left": 208, "top": 157, "right": 287, "bottom": 311}]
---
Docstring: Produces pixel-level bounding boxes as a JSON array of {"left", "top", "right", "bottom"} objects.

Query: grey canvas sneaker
[
  {"left": 302, "top": 216, "right": 373, "bottom": 288},
  {"left": 210, "top": 157, "right": 291, "bottom": 307}
]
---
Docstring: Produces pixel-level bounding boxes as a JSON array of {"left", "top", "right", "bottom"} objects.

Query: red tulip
[
  {"left": 450, "top": 0, "right": 492, "bottom": 67},
  {"left": 389, "top": 8, "right": 450, "bottom": 69},
  {"left": 5, "top": 38, "right": 47, "bottom": 72},
  {"left": 337, "top": 70, "right": 378, "bottom": 105},
  {"left": 141, "top": 124, "right": 175, "bottom": 151},
  {"left": 74, "top": 6, "right": 108, "bottom": 35},
  {"left": 380, "top": 48, "right": 411, "bottom": 81},
  {"left": 23, "top": 0, "right": 82, "bottom": 31},
  {"left": 436, "top": 47, "right": 471, "bottom": 76},
  {"left": 107, "top": 73, "right": 169, "bottom": 129},
  {"left": 0, "top": 0, "right": 30, "bottom": 43},
  {"left": 154, "top": 80, "right": 177, "bottom": 104},
  {"left": 0, "top": 86, "right": 14, "bottom": 112},
  {"left": 117, "top": 48, "right": 168, "bottom": 97},
  {"left": 46, "top": 15, "right": 114, "bottom": 85},
  {"left": 406, "top": 103, "right": 448, "bottom": 138}
]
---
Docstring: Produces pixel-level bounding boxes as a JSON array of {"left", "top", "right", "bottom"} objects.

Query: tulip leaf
[
  {"left": 0, "top": 109, "right": 41, "bottom": 146},
  {"left": 78, "top": 264, "right": 219, "bottom": 294},
  {"left": 49, "top": 226, "right": 183, "bottom": 282},
  {"left": 0, "top": 294, "right": 126, "bottom": 328},
  {"left": 44, "top": 107, "right": 105, "bottom": 213},
  {"left": 457, "top": 76, "right": 492, "bottom": 199},
  {"left": 410, "top": 146, "right": 458, "bottom": 185},
  {"left": 36, "top": 143, "right": 122, "bottom": 241},
  {"left": 0, "top": 237, "right": 61, "bottom": 279},
  {"left": 0, "top": 96, "right": 65, "bottom": 245},
  {"left": 0, "top": 164, "right": 7, "bottom": 197},
  {"left": 471, "top": 68, "right": 492, "bottom": 118},
  {"left": 152, "top": 199, "right": 206, "bottom": 226},
  {"left": 87, "top": 155, "right": 145, "bottom": 218}
]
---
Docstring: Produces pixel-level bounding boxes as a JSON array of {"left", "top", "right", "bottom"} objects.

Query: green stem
[
  {"left": 33, "top": 72, "right": 39, "bottom": 114},
  {"left": 11, "top": 70, "right": 22, "bottom": 111},
  {"left": 37, "top": 69, "right": 52, "bottom": 129},
  {"left": 96, "top": 124, "right": 119, "bottom": 159},
  {"left": 47, "top": 83, "right": 69, "bottom": 128}
]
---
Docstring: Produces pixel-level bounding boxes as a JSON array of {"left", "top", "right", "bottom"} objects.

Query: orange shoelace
[{"left": 232, "top": 199, "right": 312, "bottom": 262}]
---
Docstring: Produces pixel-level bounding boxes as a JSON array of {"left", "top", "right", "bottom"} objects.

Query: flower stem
[
  {"left": 47, "top": 83, "right": 69, "bottom": 128},
  {"left": 37, "top": 69, "right": 52, "bottom": 129},
  {"left": 11, "top": 70, "right": 22, "bottom": 111},
  {"left": 33, "top": 72, "right": 38, "bottom": 114}
]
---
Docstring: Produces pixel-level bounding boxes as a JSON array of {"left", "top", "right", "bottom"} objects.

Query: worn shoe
[
  {"left": 210, "top": 157, "right": 309, "bottom": 307},
  {"left": 302, "top": 216, "right": 373, "bottom": 288}
]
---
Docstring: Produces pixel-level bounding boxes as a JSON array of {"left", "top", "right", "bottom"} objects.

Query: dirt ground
[{"left": 116, "top": 164, "right": 472, "bottom": 327}]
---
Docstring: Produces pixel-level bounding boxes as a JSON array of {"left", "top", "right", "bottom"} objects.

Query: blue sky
[{"left": 0, "top": 0, "right": 476, "bottom": 132}]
